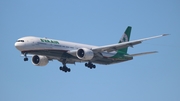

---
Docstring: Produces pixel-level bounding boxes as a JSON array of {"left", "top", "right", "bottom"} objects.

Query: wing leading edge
[{"left": 92, "top": 34, "right": 169, "bottom": 53}]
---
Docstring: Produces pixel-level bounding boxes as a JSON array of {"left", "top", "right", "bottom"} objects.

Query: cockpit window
[{"left": 17, "top": 40, "right": 24, "bottom": 42}]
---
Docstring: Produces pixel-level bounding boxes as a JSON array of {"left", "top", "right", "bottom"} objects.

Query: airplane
[{"left": 15, "top": 26, "right": 168, "bottom": 73}]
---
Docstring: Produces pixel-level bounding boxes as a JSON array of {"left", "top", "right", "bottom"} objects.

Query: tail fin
[{"left": 117, "top": 26, "right": 132, "bottom": 54}]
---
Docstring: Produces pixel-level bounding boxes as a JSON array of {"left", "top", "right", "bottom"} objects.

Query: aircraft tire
[
  {"left": 67, "top": 68, "right": 71, "bottom": 72},
  {"left": 85, "top": 63, "right": 88, "bottom": 67},
  {"left": 24, "top": 58, "right": 28, "bottom": 61},
  {"left": 59, "top": 67, "right": 63, "bottom": 70}
]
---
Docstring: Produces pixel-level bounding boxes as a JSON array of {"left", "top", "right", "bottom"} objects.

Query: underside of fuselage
[{"left": 21, "top": 49, "right": 133, "bottom": 65}]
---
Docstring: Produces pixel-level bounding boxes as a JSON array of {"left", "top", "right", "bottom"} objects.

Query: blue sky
[{"left": 1, "top": 0, "right": 180, "bottom": 101}]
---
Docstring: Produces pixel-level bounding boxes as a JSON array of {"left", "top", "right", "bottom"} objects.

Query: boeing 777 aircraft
[{"left": 15, "top": 26, "right": 168, "bottom": 72}]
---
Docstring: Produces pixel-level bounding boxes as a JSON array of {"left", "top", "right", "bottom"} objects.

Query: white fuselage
[
  {"left": 15, "top": 36, "right": 117, "bottom": 57},
  {"left": 14, "top": 26, "right": 167, "bottom": 72}
]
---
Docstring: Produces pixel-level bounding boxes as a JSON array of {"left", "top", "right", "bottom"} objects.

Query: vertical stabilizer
[{"left": 118, "top": 26, "right": 132, "bottom": 54}]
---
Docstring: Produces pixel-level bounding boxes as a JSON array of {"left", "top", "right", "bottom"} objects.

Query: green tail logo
[{"left": 117, "top": 26, "right": 132, "bottom": 54}]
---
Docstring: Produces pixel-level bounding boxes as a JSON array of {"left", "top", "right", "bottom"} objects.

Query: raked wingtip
[{"left": 162, "top": 34, "right": 169, "bottom": 36}]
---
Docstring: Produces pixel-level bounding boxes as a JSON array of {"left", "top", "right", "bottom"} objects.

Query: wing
[{"left": 92, "top": 34, "right": 168, "bottom": 52}]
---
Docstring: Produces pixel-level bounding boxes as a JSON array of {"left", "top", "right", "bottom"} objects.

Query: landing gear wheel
[
  {"left": 85, "top": 62, "right": 96, "bottom": 69},
  {"left": 67, "top": 68, "right": 71, "bottom": 72},
  {"left": 24, "top": 57, "right": 28, "bottom": 61},
  {"left": 59, "top": 66, "right": 71, "bottom": 73},
  {"left": 93, "top": 65, "right": 96, "bottom": 68},
  {"left": 85, "top": 63, "right": 88, "bottom": 67},
  {"left": 59, "top": 67, "right": 63, "bottom": 70}
]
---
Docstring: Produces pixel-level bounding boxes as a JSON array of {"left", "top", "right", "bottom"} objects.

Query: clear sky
[{"left": 1, "top": 0, "right": 180, "bottom": 101}]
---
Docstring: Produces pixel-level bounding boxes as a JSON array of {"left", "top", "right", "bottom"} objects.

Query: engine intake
[
  {"left": 76, "top": 48, "right": 94, "bottom": 60},
  {"left": 32, "top": 55, "right": 49, "bottom": 66}
]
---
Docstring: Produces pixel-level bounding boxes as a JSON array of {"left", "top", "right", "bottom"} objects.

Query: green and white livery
[{"left": 15, "top": 26, "right": 168, "bottom": 73}]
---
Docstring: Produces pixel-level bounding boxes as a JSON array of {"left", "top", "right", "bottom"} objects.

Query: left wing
[{"left": 92, "top": 34, "right": 168, "bottom": 52}]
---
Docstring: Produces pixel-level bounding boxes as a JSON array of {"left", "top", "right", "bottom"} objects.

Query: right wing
[{"left": 92, "top": 34, "right": 168, "bottom": 53}]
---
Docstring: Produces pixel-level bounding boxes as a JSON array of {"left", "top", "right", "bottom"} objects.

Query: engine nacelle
[
  {"left": 32, "top": 55, "right": 49, "bottom": 66},
  {"left": 76, "top": 48, "right": 94, "bottom": 60}
]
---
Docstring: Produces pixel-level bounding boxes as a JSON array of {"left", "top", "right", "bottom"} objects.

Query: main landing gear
[
  {"left": 59, "top": 60, "right": 96, "bottom": 73},
  {"left": 85, "top": 62, "right": 96, "bottom": 69},
  {"left": 59, "top": 59, "right": 71, "bottom": 73},
  {"left": 59, "top": 66, "right": 71, "bottom": 72}
]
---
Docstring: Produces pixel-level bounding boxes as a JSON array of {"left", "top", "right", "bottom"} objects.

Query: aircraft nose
[{"left": 15, "top": 42, "right": 22, "bottom": 50}]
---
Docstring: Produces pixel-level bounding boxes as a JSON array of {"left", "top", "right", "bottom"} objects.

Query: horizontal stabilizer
[{"left": 125, "top": 51, "right": 158, "bottom": 57}]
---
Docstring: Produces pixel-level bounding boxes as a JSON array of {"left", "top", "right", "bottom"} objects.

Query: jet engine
[
  {"left": 32, "top": 55, "right": 49, "bottom": 66},
  {"left": 76, "top": 48, "right": 94, "bottom": 60}
]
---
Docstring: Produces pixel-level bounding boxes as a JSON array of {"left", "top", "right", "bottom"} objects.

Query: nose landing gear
[
  {"left": 23, "top": 52, "right": 28, "bottom": 61},
  {"left": 24, "top": 57, "right": 28, "bottom": 61}
]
